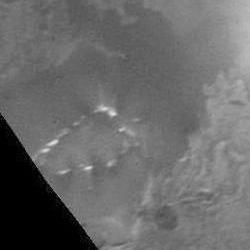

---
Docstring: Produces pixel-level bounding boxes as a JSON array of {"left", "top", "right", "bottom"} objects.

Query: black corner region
[{"left": 1, "top": 114, "right": 97, "bottom": 249}]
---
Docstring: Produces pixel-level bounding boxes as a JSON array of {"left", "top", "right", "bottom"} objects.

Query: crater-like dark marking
[{"left": 153, "top": 204, "right": 179, "bottom": 231}]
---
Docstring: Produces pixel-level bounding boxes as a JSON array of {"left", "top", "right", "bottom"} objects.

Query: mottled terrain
[{"left": 1, "top": 1, "right": 250, "bottom": 250}]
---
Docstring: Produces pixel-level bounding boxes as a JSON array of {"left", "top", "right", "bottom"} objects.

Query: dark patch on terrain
[{"left": 153, "top": 204, "right": 179, "bottom": 231}]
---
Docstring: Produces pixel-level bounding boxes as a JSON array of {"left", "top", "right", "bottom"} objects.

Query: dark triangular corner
[{"left": 1, "top": 114, "right": 97, "bottom": 249}]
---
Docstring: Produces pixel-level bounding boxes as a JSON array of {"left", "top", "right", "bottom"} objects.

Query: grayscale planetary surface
[{"left": 1, "top": 1, "right": 250, "bottom": 250}]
